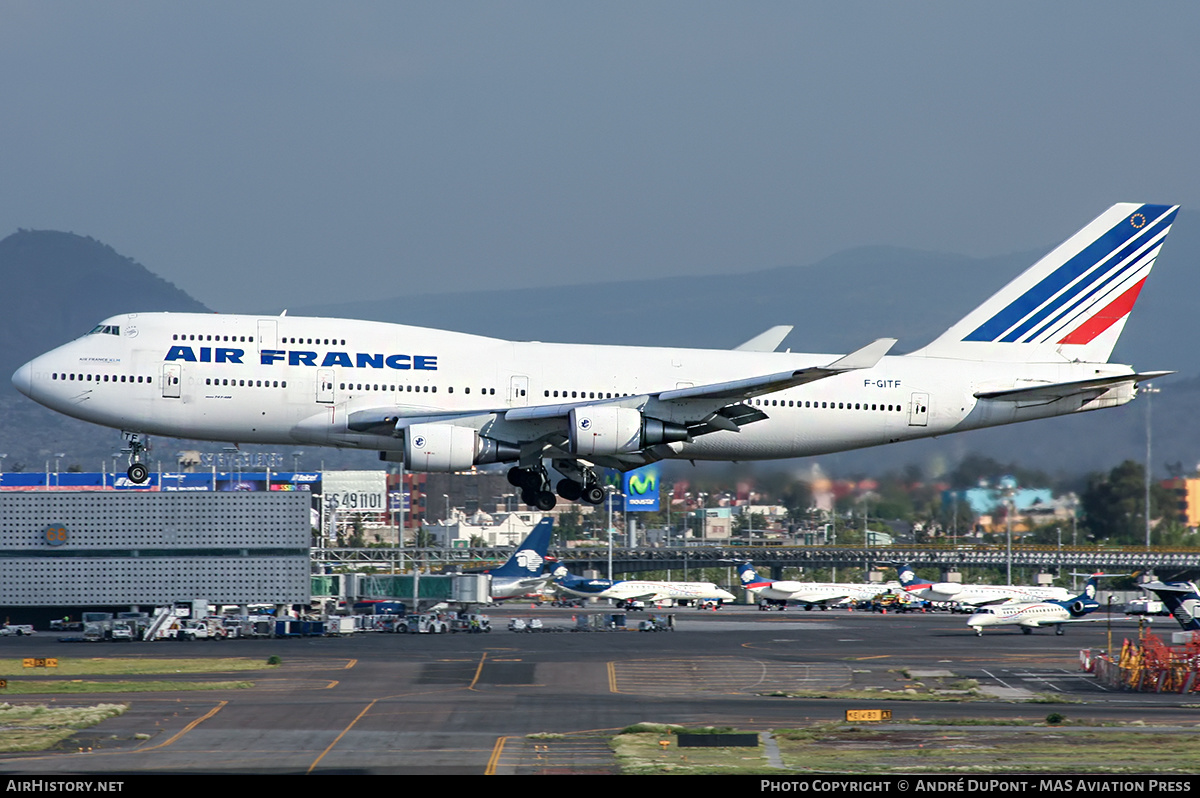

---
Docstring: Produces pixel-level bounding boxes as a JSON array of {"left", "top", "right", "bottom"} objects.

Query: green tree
[{"left": 1080, "top": 460, "right": 1174, "bottom": 545}]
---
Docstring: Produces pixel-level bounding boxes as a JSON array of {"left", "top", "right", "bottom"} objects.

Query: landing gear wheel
[
  {"left": 1021, "top": 626, "right": 1032, "bottom": 635},
  {"left": 1055, "top": 626, "right": 1064, "bottom": 636},
  {"left": 534, "top": 491, "right": 557, "bottom": 511},
  {"left": 127, "top": 463, "right": 149, "bottom": 484},
  {"left": 581, "top": 485, "right": 606, "bottom": 505}
]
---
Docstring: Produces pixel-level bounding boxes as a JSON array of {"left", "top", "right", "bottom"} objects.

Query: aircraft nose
[{"left": 11, "top": 361, "right": 32, "bottom": 398}]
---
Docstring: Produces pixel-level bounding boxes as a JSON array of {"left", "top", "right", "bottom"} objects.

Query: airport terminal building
[{"left": 0, "top": 491, "right": 310, "bottom": 623}]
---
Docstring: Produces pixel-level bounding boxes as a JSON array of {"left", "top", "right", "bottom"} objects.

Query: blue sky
[{"left": 2, "top": 2, "right": 1197, "bottom": 312}]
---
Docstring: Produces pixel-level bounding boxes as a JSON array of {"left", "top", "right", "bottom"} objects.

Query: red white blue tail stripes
[{"left": 914, "top": 203, "right": 1178, "bottom": 363}]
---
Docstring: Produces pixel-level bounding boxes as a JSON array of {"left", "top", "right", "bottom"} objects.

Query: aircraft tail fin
[
  {"left": 489, "top": 518, "right": 553, "bottom": 578},
  {"left": 1140, "top": 580, "right": 1200, "bottom": 631},
  {"left": 738, "top": 562, "right": 772, "bottom": 589},
  {"left": 1059, "top": 573, "right": 1102, "bottom": 617},
  {"left": 896, "top": 564, "right": 930, "bottom": 590},
  {"left": 911, "top": 204, "right": 1179, "bottom": 363}
]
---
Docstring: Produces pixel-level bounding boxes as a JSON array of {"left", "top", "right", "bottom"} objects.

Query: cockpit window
[{"left": 88, "top": 325, "right": 120, "bottom": 336}]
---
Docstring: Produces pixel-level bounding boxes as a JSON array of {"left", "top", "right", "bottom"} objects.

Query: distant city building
[
  {"left": 427, "top": 510, "right": 546, "bottom": 547},
  {"left": 1162, "top": 477, "right": 1200, "bottom": 527}
]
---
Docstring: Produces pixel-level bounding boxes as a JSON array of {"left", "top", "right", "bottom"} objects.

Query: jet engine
[
  {"left": 931, "top": 583, "right": 964, "bottom": 596},
  {"left": 1067, "top": 600, "right": 1093, "bottom": 616},
  {"left": 568, "top": 407, "right": 689, "bottom": 456},
  {"left": 402, "top": 424, "right": 520, "bottom": 472}
]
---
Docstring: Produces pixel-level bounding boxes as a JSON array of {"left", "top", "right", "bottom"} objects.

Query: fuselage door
[
  {"left": 257, "top": 320, "right": 278, "bottom": 352},
  {"left": 908, "top": 392, "right": 929, "bottom": 427},
  {"left": 162, "top": 364, "right": 182, "bottom": 399},
  {"left": 509, "top": 375, "right": 529, "bottom": 407},
  {"left": 317, "top": 369, "right": 335, "bottom": 404}
]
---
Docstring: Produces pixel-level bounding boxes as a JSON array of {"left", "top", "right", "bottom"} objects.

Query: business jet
[
  {"left": 481, "top": 518, "right": 556, "bottom": 601},
  {"left": 896, "top": 563, "right": 1070, "bottom": 607},
  {"left": 738, "top": 562, "right": 886, "bottom": 610},
  {"left": 966, "top": 574, "right": 1106, "bottom": 635},
  {"left": 1139, "top": 580, "right": 1200, "bottom": 632},
  {"left": 551, "top": 565, "right": 736, "bottom": 606},
  {"left": 12, "top": 204, "right": 1177, "bottom": 511}
]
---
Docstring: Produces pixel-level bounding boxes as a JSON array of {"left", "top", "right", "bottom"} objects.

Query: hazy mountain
[
  {"left": 293, "top": 209, "right": 1200, "bottom": 380},
  {"left": 0, "top": 230, "right": 209, "bottom": 377},
  {"left": 1, "top": 217, "right": 1197, "bottom": 480}
]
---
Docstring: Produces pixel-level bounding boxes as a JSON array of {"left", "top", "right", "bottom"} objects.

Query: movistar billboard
[{"left": 623, "top": 465, "right": 660, "bottom": 512}]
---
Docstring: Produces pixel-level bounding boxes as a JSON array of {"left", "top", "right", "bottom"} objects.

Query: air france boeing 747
[{"left": 12, "top": 204, "right": 1177, "bottom": 510}]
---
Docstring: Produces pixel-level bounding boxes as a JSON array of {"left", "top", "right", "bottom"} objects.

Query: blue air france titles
[{"left": 164, "top": 347, "right": 438, "bottom": 370}]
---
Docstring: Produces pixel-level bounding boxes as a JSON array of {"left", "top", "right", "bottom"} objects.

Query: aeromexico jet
[
  {"left": 482, "top": 518, "right": 555, "bottom": 601},
  {"left": 896, "top": 563, "right": 1070, "bottom": 607},
  {"left": 551, "top": 564, "right": 736, "bottom": 606},
  {"left": 738, "top": 562, "right": 888, "bottom": 609},
  {"left": 12, "top": 203, "right": 1177, "bottom": 510}
]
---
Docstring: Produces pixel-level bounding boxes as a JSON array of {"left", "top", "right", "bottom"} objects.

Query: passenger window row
[
  {"left": 173, "top": 334, "right": 254, "bottom": 342},
  {"left": 753, "top": 398, "right": 904, "bottom": 411},
  {"left": 52, "top": 373, "right": 149, "bottom": 384},
  {"left": 205, "top": 379, "right": 287, "bottom": 388}
]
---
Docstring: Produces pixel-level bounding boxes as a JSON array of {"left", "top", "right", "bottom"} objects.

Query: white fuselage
[
  {"left": 746, "top": 581, "right": 888, "bottom": 605},
  {"left": 901, "top": 583, "right": 1071, "bottom": 607},
  {"left": 11, "top": 312, "right": 1139, "bottom": 461},
  {"left": 557, "top": 579, "right": 736, "bottom": 603},
  {"left": 967, "top": 601, "right": 1074, "bottom": 630}
]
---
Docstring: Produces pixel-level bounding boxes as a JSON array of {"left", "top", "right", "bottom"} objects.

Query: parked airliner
[
  {"left": 551, "top": 565, "right": 735, "bottom": 606},
  {"left": 12, "top": 204, "right": 1177, "bottom": 510},
  {"left": 482, "top": 519, "right": 555, "bottom": 601},
  {"left": 738, "top": 562, "right": 887, "bottom": 609},
  {"left": 896, "top": 564, "right": 1070, "bottom": 607}
]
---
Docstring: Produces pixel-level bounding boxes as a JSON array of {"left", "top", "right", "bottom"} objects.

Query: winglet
[
  {"left": 825, "top": 338, "right": 897, "bottom": 371},
  {"left": 734, "top": 326, "right": 793, "bottom": 352}
]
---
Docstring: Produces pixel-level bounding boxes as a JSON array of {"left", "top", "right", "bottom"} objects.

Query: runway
[{"left": 0, "top": 606, "right": 1188, "bottom": 774}]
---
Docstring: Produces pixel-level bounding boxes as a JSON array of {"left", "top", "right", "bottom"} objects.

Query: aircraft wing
[
  {"left": 966, "top": 595, "right": 1026, "bottom": 608},
  {"left": 619, "top": 592, "right": 668, "bottom": 603},
  {"left": 733, "top": 325, "right": 793, "bottom": 352},
  {"left": 1028, "top": 616, "right": 1106, "bottom": 627},
  {"left": 348, "top": 338, "right": 898, "bottom": 461},
  {"left": 974, "top": 371, "right": 1172, "bottom": 403}
]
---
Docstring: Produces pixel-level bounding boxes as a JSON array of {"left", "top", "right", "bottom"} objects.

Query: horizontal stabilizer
[{"left": 975, "top": 371, "right": 1172, "bottom": 402}]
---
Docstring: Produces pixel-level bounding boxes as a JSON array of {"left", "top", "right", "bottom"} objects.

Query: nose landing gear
[{"left": 122, "top": 433, "right": 151, "bottom": 484}]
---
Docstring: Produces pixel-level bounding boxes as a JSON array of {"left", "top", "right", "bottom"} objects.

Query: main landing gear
[
  {"left": 508, "top": 465, "right": 557, "bottom": 511},
  {"left": 122, "top": 433, "right": 150, "bottom": 484},
  {"left": 507, "top": 462, "right": 608, "bottom": 510},
  {"left": 551, "top": 460, "right": 607, "bottom": 506}
]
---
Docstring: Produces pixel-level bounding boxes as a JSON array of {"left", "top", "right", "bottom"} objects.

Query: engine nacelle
[
  {"left": 568, "top": 407, "right": 689, "bottom": 456},
  {"left": 402, "top": 424, "right": 520, "bottom": 472},
  {"left": 931, "top": 582, "right": 963, "bottom": 596}
]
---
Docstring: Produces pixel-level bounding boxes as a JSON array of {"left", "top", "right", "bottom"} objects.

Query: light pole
[
  {"left": 1143, "top": 383, "right": 1160, "bottom": 551},
  {"left": 54, "top": 452, "right": 64, "bottom": 486},
  {"left": 1000, "top": 480, "right": 1017, "bottom": 585},
  {"left": 606, "top": 485, "right": 624, "bottom": 582}
]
